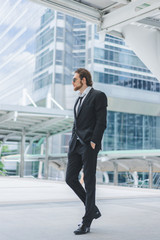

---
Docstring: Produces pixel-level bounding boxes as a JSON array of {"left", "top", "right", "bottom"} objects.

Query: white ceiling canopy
[
  {"left": 31, "top": 0, "right": 160, "bottom": 33},
  {"left": 0, "top": 105, "right": 73, "bottom": 143},
  {"left": 31, "top": 0, "right": 160, "bottom": 81}
]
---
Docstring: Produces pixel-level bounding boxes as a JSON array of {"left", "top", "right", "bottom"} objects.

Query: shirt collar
[{"left": 78, "top": 86, "right": 92, "bottom": 97}]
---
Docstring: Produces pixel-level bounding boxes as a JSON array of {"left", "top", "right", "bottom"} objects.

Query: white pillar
[
  {"left": 148, "top": 161, "right": 153, "bottom": 189},
  {"left": 38, "top": 161, "right": 43, "bottom": 179},
  {"left": 131, "top": 171, "right": 138, "bottom": 187},
  {"left": 38, "top": 143, "right": 44, "bottom": 179},
  {"left": 103, "top": 172, "right": 109, "bottom": 184},
  {"left": 114, "top": 113, "right": 118, "bottom": 150},
  {"left": 20, "top": 129, "right": 25, "bottom": 178},
  {"left": 113, "top": 162, "right": 118, "bottom": 186},
  {"left": 44, "top": 133, "right": 50, "bottom": 179}
]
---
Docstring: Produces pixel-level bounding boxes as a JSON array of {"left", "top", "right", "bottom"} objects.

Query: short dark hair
[{"left": 75, "top": 68, "right": 93, "bottom": 86}]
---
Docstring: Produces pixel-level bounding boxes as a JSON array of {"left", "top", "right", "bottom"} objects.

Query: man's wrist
[{"left": 90, "top": 141, "right": 96, "bottom": 149}]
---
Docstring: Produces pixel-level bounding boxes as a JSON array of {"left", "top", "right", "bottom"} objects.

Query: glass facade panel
[
  {"left": 35, "top": 49, "right": 53, "bottom": 72},
  {"left": 36, "top": 27, "right": 54, "bottom": 52},
  {"left": 40, "top": 9, "right": 54, "bottom": 28},
  {"left": 95, "top": 47, "right": 149, "bottom": 72},
  {"left": 94, "top": 71, "right": 160, "bottom": 92},
  {"left": 55, "top": 73, "right": 62, "bottom": 83},
  {"left": 73, "top": 18, "right": 86, "bottom": 28},
  {"left": 33, "top": 72, "right": 52, "bottom": 90},
  {"left": 103, "top": 112, "right": 160, "bottom": 151},
  {"left": 56, "top": 27, "right": 64, "bottom": 42},
  {"left": 56, "top": 50, "right": 63, "bottom": 65},
  {"left": 57, "top": 12, "right": 64, "bottom": 19}
]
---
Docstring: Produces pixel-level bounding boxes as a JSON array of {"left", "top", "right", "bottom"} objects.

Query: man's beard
[{"left": 74, "top": 81, "right": 83, "bottom": 91}]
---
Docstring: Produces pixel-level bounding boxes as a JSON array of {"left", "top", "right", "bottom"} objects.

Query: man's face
[{"left": 72, "top": 73, "right": 83, "bottom": 91}]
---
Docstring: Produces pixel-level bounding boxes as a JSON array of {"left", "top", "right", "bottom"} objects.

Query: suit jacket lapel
[
  {"left": 76, "top": 88, "right": 94, "bottom": 118},
  {"left": 74, "top": 97, "right": 79, "bottom": 119}
]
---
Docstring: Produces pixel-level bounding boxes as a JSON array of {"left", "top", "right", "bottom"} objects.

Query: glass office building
[
  {"left": 33, "top": 9, "right": 160, "bottom": 152},
  {"left": 1, "top": 0, "right": 159, "bottom": 154},
  {"left": 1, "top": 1, "right": 160, "bottom": 180}
]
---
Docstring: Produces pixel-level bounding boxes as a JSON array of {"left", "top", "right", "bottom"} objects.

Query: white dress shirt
[{"left": 76, "top": 86, "right": 92, "bottom": 114}]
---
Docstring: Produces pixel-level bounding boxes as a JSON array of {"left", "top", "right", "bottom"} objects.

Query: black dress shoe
[
  {"left": 94, "top": 210, "right": 101, "bottom": 219},
  {"left": 74, "top": 224, "right": 90, "bottom": 235},
  {"left": 78, "top": 210, "right": 101, "bottom": 227}
]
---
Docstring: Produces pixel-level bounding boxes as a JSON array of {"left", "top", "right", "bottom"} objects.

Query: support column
[
  {"left": 131, "top": 171, "right": 138, "bottom": 187},
  {"left": 103, "top": 172, "right": 109, "bottom": 184},
  {"left": 113, "top": 162, "right": 118, "bottom": 186},
  {"left": 114, "top": 113, "right": 118, "bottom": 150},
  {"left": 148, "top": 161, "right": 153, "bottom": 189},
  {"left": 63, "top": 161, "right": 67, "bottom": 181},
  {"left": 38, "top": 143, "right": 44, "bottom": 179},
  {"left": 20, "top": 129, "right": 25, "bottom": 178},
  {"left": 44, "top": 133, "right": 50, "bottom": 179}
]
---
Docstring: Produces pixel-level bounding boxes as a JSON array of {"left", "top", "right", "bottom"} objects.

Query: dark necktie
[{"left": 77, "top": 96, "right": 85, "bottom": 116}]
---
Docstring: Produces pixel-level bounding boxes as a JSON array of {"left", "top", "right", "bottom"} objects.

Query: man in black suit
[{"left": 66, "top": 68, "right": 107, "bottom": 235}]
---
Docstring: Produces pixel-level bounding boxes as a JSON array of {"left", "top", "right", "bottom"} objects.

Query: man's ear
[{"left": 82, "top": 77, "right": 87, "bottom": 85}]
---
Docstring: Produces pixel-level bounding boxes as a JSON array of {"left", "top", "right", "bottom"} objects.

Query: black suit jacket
[{"left": 69, "top": 88, "right": 108, "bottom": 152}]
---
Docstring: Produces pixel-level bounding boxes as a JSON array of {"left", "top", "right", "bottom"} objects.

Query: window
[
  {"left": 56, "top": 27, "right": 63, "bottom": 42},
  {"left": 35, "top": 49, "right": 53, "bottom": 72},
  {"left": 56, "top": 50, "right": 63, "bottom": 65},
  {"left": 40, "top": 9, "right": 54, "bottom": 28},
  {"left": 36, "top": 27, "right": 54, "bottom": 52},
  {"left": 34, "top": 72, "right": 52, "bottom": 90},
  {"left": 55, "top": 73, "right": 62, "bottom": 83},
  {"left": 57, "top": 12, "right": 64, "bottom": 19}
]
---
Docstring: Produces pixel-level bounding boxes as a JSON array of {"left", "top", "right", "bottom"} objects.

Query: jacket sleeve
[
  {"left": 72, "top": 121, "right": 76, "bottom": 136},
  {"left": 91, "top": 92, "right": 107, "bottom": 145}
]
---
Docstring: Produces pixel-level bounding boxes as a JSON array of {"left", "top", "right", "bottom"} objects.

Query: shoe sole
[{"left": 74, "top": 229, "right": 90, "bottom": 235}]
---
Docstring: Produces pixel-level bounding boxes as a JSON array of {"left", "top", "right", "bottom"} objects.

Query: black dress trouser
[{"left": 66, "top": 140, "right": 100, "bottom": 227}]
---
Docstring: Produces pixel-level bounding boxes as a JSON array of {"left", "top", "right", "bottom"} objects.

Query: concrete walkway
[{"left": 0, "top": 176, "right": 160, "bottom": 240}]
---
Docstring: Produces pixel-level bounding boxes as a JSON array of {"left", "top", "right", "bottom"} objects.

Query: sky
[{"left": 0, "top": 0, "right": 46, "bottom": 104}]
